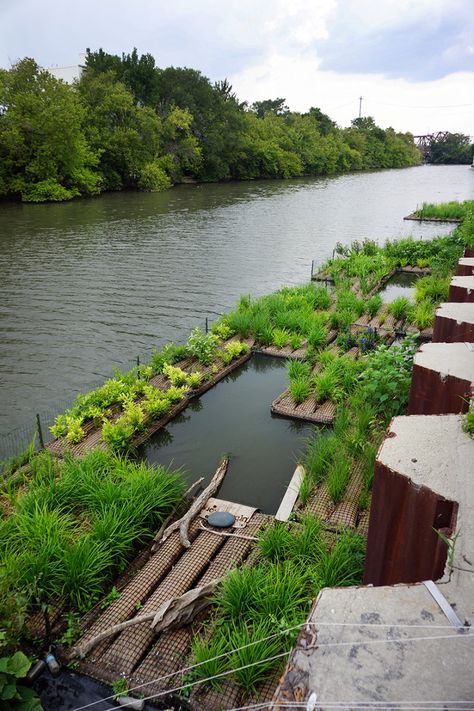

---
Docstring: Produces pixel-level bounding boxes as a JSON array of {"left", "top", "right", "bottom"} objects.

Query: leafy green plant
[
  {"left": 111, "top": 678, "right": 129, "bottom": 699},
  {"left": 313, "top": 370, "right": 339, "bottom": 404},
  {"left": 100, "top": 585, "right": 121, "bottom": 609},
  {"left": 187, "top": 328, "right": 219, "bottom": 365},
  {"left": 463, "top": 399, "right": 474, "bottom": 436},
  {"left": 358, "top": 335, "right": 418, "bottom": 422},
  {"left": 220, "top": 340, "right": 250, "bottom": 365},
  {"left": 163, "top": 364, "right": 189, "bottom": 387},
  {"left": 60, "top": 611, "right": 81, "bottom": 646},
  {"left": 211, "top": 320, "right": 235, "bottom": 341},
  {"left": 272, "top": 328, "right": 291, "bottom": 349},
  {"left": 415, "top": 275, "right": 450, "bottom": 304},
  {"left": 287, "top": 359, "right": 311, "bottom": 381},
  {"left": 0, "top": 651, "right": 42, "bottom": 710},
  {"left": 290, "top": 333, "right": 304, "bottom": 350},
  {"left": 307, "top": 322, "right": 328, "bottom": 349},
  {"left": 101, "top": 418, "right": 134, "bottom": 452}
]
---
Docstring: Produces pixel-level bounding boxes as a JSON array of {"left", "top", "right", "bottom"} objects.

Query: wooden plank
[{"left": 275, "top": 465, "right": 304, "bottom": 521}]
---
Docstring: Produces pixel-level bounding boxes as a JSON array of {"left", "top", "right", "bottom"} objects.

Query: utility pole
[{"left": 359, "top": 96, "right": 363, "bottom": 118}]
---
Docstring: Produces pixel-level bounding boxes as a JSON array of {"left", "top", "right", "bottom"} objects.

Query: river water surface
[{"left": 1, "top": 164, "right": 473, "bottom": 442}]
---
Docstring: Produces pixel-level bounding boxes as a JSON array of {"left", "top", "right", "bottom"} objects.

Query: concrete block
[
  {"left": 408, "top": 342, "right": 474, "bottom": 415},
  {"left": 433, "top": 302, "right": 474, "bottom": 342},
  {"left": 448, "top": 275, "right": 474, "bottom": 302},
  {"left": 456, "top": 257, "right": 474, "bottom": 276}
]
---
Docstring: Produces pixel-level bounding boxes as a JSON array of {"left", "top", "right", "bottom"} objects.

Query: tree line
[{"left": 0, "top": 49, "right": 423, "bottom": 202}]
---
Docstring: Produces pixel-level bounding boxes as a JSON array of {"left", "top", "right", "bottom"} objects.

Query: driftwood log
[
  {"left": 75, "top": 578, "right": 220, "bottom": 659},
  {"left": 155, "top": 458, "right": 229, "bottom": 549},
  {"left": 151, "top": 477, "right": 204, "bottom": 553}
]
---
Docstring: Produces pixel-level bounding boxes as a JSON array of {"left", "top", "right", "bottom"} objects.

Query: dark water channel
[
  {"left": 380, "top": 272, "right": 419, "bottom": 303},
  {"left": 140, "top": 355, "right": 313, "bottom": 514},
  {"left": 1, "top": 164, "right": 473, "bottom": 446}
]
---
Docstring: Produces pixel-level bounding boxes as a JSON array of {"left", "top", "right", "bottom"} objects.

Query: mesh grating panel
[
  {"left": 101, "top": 530, "right": 225, "bottom": 674},
  {"left": 78, "top": 521, "right": 201, "bottom": 661}
]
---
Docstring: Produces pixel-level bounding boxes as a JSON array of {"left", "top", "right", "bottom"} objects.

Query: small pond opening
[
  {"left": 139, "top": 354, "right": 315, "bottom": 514},
  {"left": 380, "top": 271, "right": 419, "bottom": 303}
]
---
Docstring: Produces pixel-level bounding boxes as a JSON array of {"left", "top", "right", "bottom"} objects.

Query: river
[{"left": 0, "top": 164, "right": 473, "bottom": 447}]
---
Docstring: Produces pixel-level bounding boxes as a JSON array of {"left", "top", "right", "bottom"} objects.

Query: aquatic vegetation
[
  {"left": 413, "top": 300, "right": 435, "bottom": 330},
  {"left": 187, "top": 327, "right": 219, "bottom": 366},
  {"left": 415, "top": 275, "right": 450, "bottom": 304},
  {"left": 388, "top": 296, "right": 413, "bottom": 322},
  {"left": 190, "top": 516, "right": 365, "bottom": 694},
  {"left": 220, "top": 340, "right": 250, "bottom": 365},
  {"left": 414, "top": 200, "right": 474, "bottom": 221},
  {"left": 327, "top": 451, "right": 352, "bottom": 504},
  {"left": 290, "top": 377, "right": 312, "bottom": 405},
  {"left": 163, "top": 364, "right": 189, "bottom": 387},
  {"left": 272, "top": 328, "right": 291, "bottom": 349},
  {"left": 366, "top": 293, "right": 382, "bottom": 318},
  {"left": 0, "top": 450, "right": 184, "bottom": 615},
  {"left": 287, "top": 359, "right": 311, "bottom": 381}
]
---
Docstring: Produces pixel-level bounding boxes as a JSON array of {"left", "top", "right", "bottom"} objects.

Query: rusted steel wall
[
  {"left": 464, "top": 248, "right": 474, "bottom": 258},
  {"left": 456, "top": 262, "right": 474, "bottom": 276},
  {"left": 364, "top": 460, "right": 458, "bottom": 586},
  {"left": 448, "top": 283, "right": 474, "bottom": 303},
  {"left": 408, "top": 364, "right": 471, "bottom": 415},
  {"left": 432, "top": 314, "right": 474, "bottom": 342}
]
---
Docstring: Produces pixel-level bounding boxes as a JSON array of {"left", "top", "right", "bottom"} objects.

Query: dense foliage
[
  {"left": 424, "top": 132, "right": 473, "bottom": 165},
  {"left": 0, "top": 450, "right": 184, "bottom": 634},
  {"left": 0, "top": 51, "right": 421, "bottom": 202}
]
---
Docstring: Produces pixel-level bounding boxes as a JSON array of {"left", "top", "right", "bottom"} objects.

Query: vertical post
[
  {"left": 311, "top": 259, "right": 314, "bottom": 279},
  {"left": 205, "top": 317, "right": 209, "bottom": 334},
  {"left": 136, "top": 355, "right": 140, "bottom": 368},
  {"left": 36, "top": 413, "right": 44, "bottom": 450}
]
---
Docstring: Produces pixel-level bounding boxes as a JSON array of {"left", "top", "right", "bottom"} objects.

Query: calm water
[
  {"left": 1, "top": 164, "right": 473, "bottom": 438},
  {"left": 140, "top": 355, "right": 313, "bottom": 514},
  {"left": 380, "top": 272, "right": 419, "bottom": 303}
]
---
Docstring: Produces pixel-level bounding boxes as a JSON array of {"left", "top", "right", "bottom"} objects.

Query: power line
[{"left": 70, "top": 626, "right": 473, "bottom": 711}]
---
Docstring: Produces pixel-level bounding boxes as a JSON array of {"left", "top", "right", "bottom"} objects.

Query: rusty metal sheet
[
  {"left": 408, "top": 363, "right": 472, "bottom": 415},
  {"left": 364, "top": 459, "right": 458, "bottom": 586}
]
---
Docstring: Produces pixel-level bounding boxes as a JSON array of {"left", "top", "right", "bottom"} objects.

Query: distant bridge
[{"left": 413, "top": 132, "right": 450, "bottom": 157}]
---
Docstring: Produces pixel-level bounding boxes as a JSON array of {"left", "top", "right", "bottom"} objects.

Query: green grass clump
[
  {"left": 190, "top": 516, "right": 365, "bottom": 694},
  {"left": 272, "top": 328, "right": 291, "bottom": 349},
  {"left": 415, "top": 275, "right": 450, "bottom": 304},
  {"left": 366, "top": 293, "right": 382, "bottom": 318},
  {"left": 287, "top": 359, "right": 311, "bottom": 381},
  {"left": 290, "top": 377, "right": 312, "bottom": 404},
  {"left": 327, "top": 451, "right": 351, "bottom": 504},
  {"left": 388, "top": 296, "right": 412, "bottom": 322},
  {"left": 0, "top": 450, "right": 184, "bottom": 614},
  {"left": 304, "top": 433, "right": 338, "bottom": 486},
  {"left": 413, "top": 300, "right": 435, "bottom": 330},
  {"left": 307, "top": 322, "right": 328, "bottom": 350},
  {"left": 415, "top": 200, "right": 474, "bottom": 221}
]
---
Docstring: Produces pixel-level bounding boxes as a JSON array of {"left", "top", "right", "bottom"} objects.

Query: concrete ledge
[
  {"left": 408, "top": 342, "right": 474, "bottom": 415},
  {"left": 271, "top": 583, "right": 474, "bottom": 709},
  {"left": 365, "top": 414, "right": 473, "bottom": 591},
  {"left": 448, "top": 275, "right": 474, "bottom": 303},
  {"left": 433, "top": 302, "right": 474, "bottom": 342}
]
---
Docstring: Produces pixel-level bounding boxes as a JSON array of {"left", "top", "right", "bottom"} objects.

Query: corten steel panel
[
  {"left": 448, "top": 284, "right": 474, "bottom": 303},
  {"left": 364, "top": 460, "right": 458, "bottom": 586},
  {"left": 432, "top": 314, "right": 474, "bottom": 342},
  {"left": 456, "top": 263, "right": 474, "bottom": 276},
  {"left": 408, "top": 364, "right": 472, "bottom": 415},
  {"left": 464, "top": 248, "right": 474, "bottom": 258}
]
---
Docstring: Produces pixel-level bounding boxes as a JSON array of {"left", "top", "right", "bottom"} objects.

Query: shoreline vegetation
[
  {"left": 1, "top": 204, "right": 473, "bottom": 704},
  {"left": 0, "top": 49, "right": 422, "bottom": 204}
]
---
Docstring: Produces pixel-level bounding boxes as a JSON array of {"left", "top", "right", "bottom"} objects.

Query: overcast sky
[{"left": 1, "top": 0, "right": 473, "bottom": 135}]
